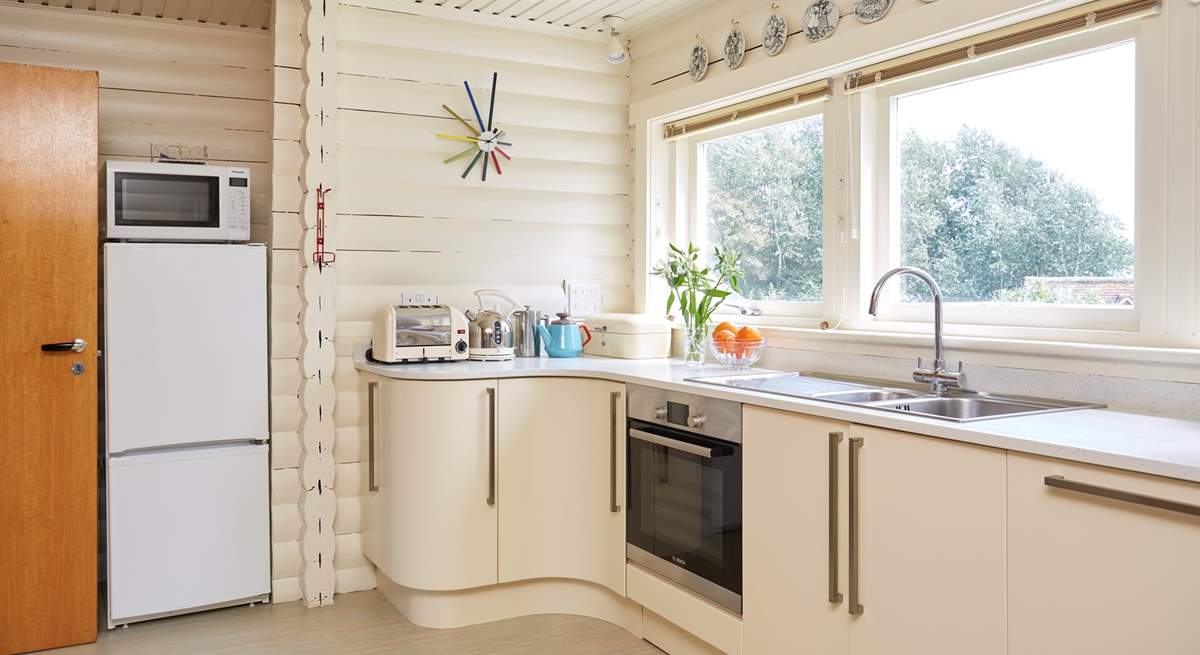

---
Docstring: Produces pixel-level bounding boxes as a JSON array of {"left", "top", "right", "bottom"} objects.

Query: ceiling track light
[{"left": 603, "top": 15, "right": 628, "bottom": 65}]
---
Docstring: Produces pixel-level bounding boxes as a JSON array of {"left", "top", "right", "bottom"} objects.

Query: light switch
[{"left": 565, "top": 280, "right": 602, "bottom": 318}]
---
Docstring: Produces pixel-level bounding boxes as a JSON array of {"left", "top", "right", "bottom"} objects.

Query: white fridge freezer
[{"left": 103, "top": 243, "right": 270, "bottom": 627}]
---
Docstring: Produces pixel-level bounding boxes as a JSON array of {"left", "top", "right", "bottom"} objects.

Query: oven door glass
[
  {"left": 114, "top": 172, "right": 220, "bottom": 228},
  {"left": 627, "top": 419, "right": 742, "bottom": 602}
]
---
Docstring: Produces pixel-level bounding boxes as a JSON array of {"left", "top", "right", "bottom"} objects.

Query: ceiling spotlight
[{"left": 603, "top": 15, "right": 628, "bottom": 65}]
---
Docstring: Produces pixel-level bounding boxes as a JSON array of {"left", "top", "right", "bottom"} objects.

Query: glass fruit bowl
[{"left": 709, "top": 336, "right": 765, "bottom": 368}]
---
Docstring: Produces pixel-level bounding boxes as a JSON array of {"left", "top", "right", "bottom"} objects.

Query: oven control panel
[{"left": 627, "top": 384, "right": 742, "bottom": 443}]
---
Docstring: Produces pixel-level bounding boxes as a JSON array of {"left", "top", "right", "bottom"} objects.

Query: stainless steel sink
[
  {"left": 813, "top": 389, "right": 920, "bottom": 403},
  {"left": 687, "top": 371, "right": 1103, "bottom": 422},
  {"left": 873, "top": 396, "right": 1069, "bottom": 421}
]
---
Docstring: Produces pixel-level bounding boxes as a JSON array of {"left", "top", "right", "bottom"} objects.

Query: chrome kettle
[{"left": 465, "top": 289, "right": 519, "bottom": 361}]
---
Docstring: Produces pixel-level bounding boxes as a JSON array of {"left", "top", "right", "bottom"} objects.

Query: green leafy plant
[{"left": 652, "top": 242, "right": 744, "bottom": 331}]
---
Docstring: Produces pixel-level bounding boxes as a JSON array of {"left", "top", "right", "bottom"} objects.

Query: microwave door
[{"left": 106, "top": 162, "right": 230, "bottom": 241}]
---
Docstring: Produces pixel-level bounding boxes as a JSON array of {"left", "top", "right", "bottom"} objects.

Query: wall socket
[
  {"left": 565, "top": 280, "right": 602, "bottom": 318},
  {"left": 402, "top": 290, "right": 438, "bottom": 305}
]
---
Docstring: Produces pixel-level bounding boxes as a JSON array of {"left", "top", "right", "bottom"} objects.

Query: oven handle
[{"left": 629, "top": 428, "right": 714, "bottom": 459}]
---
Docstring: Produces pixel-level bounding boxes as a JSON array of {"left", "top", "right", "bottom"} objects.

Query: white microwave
[{"left": 105, "top": 160, "right": 250, "bottom": 242}]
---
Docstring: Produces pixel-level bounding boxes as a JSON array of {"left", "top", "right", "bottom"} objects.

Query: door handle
[
  {"left": 828, "top": 432, "right": 843, "bottom": 605},
  {"left": 1044, "top": 475, "right": 1200, "bottom": 518},
  {"left": 610, "top": 391, "right": 621, "bottom": 513},
  {"left": 629, "top": 429, "right": 714, "bottom": 459},
  {"left": 486, "top": 387, "right": 496, "bottom": 506},
  {"left": 368, "top": 381, "right": 379, "bottom": 492},
  {"left": 848, "top": 436, "right": 864, "bottom": 616},
  {"left": 42, "top": 338, "right": 86, "bottom": 353}
]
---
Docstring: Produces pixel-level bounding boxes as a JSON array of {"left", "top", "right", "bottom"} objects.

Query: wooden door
[
  {"left": 364, "top": 379, "right": 498, "bottom": 591},
  {"left": 1008, "top": 453, "right": 1200, "bottom": 654},
  {"left": 742, "top": 407, "right": 851, "bottom": 655},
  {"left": 497, "top": 378, "right": 627, "bottom": 595},
  {"left": 0, "top": 63, "right": 99, "bottom": 654},
  {"left": 848, "top": 426, "right": 1007, "bottom": 655}
]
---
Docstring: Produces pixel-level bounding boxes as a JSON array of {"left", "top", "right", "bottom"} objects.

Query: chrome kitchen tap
[{"left": 867, "top": 267, "right": 964, "bottom": 395}]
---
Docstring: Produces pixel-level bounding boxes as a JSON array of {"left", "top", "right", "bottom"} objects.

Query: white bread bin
[{"left": 583, "top": 313, "right": 672, "bottom": 359}]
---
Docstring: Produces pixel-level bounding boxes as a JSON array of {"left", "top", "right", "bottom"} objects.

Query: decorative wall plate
[
  {"left": 803, "top": 0, "right": 839, "bottom": 42},
  {"left": 690, "top": 39, "right": 710, "bottom": 81},
  {"left": 435, "top": 72, "right": 512, "bottom": 182},
  {"left": 854, "top": 0, "right": 894, "bottom": 23},
  {"left": 725, "top": 22, "right": 746, "bottom": 69},
  {"left": 762, "top": 11, "right": 789, "bottom": 57}
]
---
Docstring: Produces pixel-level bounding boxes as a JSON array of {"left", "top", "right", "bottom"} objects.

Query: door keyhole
[{"left": 71, "top": 362, "right": 85, "bottom": 375}]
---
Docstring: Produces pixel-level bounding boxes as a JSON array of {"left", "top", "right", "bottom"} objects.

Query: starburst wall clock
[{"left": 437, "top": 72, "right": 512, "bottom": 182}]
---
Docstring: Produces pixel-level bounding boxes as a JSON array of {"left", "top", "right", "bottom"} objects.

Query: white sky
[{"left": 896, "top": 41, "right": 1136, "bottom": 240}]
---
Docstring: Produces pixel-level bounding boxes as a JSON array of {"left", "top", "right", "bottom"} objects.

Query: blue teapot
[{"left": 536, "top": 313, "right": 593, "bottom": 358}]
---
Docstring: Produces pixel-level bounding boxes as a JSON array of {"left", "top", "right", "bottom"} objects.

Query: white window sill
[{"left": 673, "top": 322, "right": 1200, "bottom": 383}]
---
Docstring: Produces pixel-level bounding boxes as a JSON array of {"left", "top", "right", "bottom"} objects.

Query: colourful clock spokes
[{"left": 436, "top": 73, "right": 510, "bottom": 181}]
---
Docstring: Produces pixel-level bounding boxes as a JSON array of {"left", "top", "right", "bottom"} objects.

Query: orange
[
  {"left": 711, "top": 329, "right": 737, "bottom": 354},
  {"left": 712, "top": 321, "right": 738, "bottom": 338},
  {"left": 735, "top": 325, "right": 762, "bottom": 341}
]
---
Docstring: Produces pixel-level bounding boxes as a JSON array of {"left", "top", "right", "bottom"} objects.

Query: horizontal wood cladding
[
  {"left": 339, "top": 112, "right": 628, "bottom": 166},
  {"left": 339, "top": 4, "right": 621, "bottom": 75},
  {"left": 339, "top": 147, "right": 627, "bottom": 195},
  {"left": 338, "top": 42, "right": 625, "bottom": 107},
  {"left": 0, "top": 5, "right": 274, "bottom": 231},
  {"left": 338, "top": 76, "right": 628, "bottom": 136},
  {"left": 0, "top": 6, "right": 270, "bottom": 64}
]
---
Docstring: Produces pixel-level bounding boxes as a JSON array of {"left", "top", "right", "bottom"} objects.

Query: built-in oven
[{"left": 626, "top": 384, "right": 742, "bottom": 614}]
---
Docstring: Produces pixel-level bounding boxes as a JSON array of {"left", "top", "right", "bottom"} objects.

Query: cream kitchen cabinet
[
  {"left": 742, "top": 408, "right": 1007, "bottom": 655},
  {"left": 743, "top": 409, "right": 851, "bottom": 655},
  {"left": 849, "top": 424, "right": 1007, "bottom": 655},
  {"left": 497, "top": 378, "right": 627, "bottom": 595},
  {"left": 362, "top": 376, "right": 499, "bottom": 591},
  {"left": 1007, "top": 452, "right": 1200, "bottom": 655}
]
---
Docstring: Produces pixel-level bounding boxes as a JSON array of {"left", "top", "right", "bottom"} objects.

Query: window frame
[
  {"left": 864, "top": 24, "right": 1149, "bottom": 333},
  {"left": 677, "top": 102, "right": 837, "bottom": 322}
]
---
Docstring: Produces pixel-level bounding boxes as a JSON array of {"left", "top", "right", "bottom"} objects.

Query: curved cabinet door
[
  {"left": 497, "top": 378, "right": 627, "bottom": 595},
  {"left": 363, "top": 377, "right": 498, "bottom": 591}
]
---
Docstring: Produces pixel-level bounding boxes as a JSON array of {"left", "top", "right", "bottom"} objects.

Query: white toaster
[{"left": 372, "top": 304, "right": 470, "bottom": 363}]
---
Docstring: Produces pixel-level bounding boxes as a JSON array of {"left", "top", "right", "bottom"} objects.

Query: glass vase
[{"left": 682, "top": 320, "right": 709, "bottom": 368}]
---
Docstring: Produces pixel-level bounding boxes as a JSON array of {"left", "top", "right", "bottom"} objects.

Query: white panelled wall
[{"left": 268, "top": 0, "right": 634, "bottom": 603}]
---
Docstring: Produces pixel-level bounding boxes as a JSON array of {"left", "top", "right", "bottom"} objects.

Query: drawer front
[{"left": 1008, "top": 453, "right": 1200, "bottom": 655}]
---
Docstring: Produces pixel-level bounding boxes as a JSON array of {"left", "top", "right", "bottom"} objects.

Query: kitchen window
[
  {"left": 867, "top": 26, "right": 1145, "bottom": 332},
  {"left": 682, "top": 104, "right": 833, "bottom": 320}
]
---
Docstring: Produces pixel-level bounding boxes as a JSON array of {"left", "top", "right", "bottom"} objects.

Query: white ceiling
[
  {"left": 410, "top": 0, "right": 706, "bottom": 37},
  {"left": 2, "top": 0, "right": 272, "bottom": 30}
]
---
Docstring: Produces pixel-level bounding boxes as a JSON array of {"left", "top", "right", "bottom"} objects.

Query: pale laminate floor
[{"left": 49, "top": 590, "right": 665, "bottom": 655}]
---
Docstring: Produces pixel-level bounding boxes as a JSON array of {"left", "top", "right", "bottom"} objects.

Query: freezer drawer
[{"left": 107, "top": 444, "right": 270, "bottom": 624}]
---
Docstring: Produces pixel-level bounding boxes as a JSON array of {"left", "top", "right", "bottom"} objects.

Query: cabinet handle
[
  {"left": 1044, "top": 475, "right": 1200, "bottom": 518},
  {"left": 828, "top": 432, "right": 843, "bottom": 605},
  {"left": 487, "top": 387, "right": 496, "bottom": 506},
  {"left": 368, "top": 381, "right": 379, "bottom": 492},
  {"left": 848, "top": 436, "right": 864, "bottom": 616},
  {"left": 610, "top": 391, "right": 622, "bottom": 513}
]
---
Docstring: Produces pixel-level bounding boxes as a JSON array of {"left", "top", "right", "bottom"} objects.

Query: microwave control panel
[{"left": 227, "top": 168, "right": 251, "bottom": 237}]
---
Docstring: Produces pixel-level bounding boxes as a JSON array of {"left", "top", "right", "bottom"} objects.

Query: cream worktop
[{"left": 353, "top": 345, "right": 1200, "bottom": 484}]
